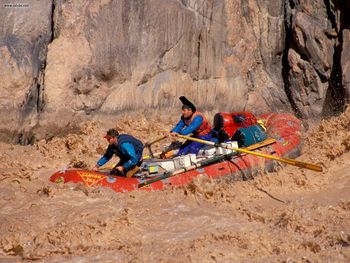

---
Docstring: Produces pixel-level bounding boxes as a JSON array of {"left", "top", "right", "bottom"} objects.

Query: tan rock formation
[{"left": 0, "top": 0, "right": 349, "bottom": 143}]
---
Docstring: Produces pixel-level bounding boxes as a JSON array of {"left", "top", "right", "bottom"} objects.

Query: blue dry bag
[{"left": 232, "top": 124, "right": 267, "bottom": 147}]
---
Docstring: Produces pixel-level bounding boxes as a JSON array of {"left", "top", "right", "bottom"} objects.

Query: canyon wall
[{"left": 0, "top": 0, "right": 349, "bottom": 143}]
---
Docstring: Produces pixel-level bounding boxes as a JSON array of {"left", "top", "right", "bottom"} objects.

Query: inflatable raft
[{"left": 50, "top": 113, "right": 303, "bottom": 192}]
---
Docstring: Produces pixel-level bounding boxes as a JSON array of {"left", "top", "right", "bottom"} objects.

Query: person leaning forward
[
  {"left": 94, "top": 129, "right": 144, "bottom": 177},
  {"left": 169, "top": 96, "right": 214, "bottom": 156}
]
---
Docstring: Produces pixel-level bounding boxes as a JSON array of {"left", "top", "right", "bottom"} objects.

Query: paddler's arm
[
  {"left": 178, "top": 115, "right": 203, "bottom": 135},
  {"left": 95, "top": 145, "right": 114, "bottom": 168},
  {"left": 171, "top": 119, "right": 185, "bottom": 134}
]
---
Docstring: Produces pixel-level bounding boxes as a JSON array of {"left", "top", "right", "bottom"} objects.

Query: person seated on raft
[
  {"left": 94, "top": 128, "right": 144, "bottom": 177},
  {"left": 167, "top": 96, "right": 216, "bottom": 156}
]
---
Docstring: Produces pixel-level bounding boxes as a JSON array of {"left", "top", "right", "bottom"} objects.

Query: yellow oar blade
[
  {"left": 176, "top": 134, "right": 323, "bottom": 172},
  {"left": 277, "top": 157, "right": 323, "bottom": 172},
  {"left": 231, "top": 146, "right": 323, "bottom": 172}
]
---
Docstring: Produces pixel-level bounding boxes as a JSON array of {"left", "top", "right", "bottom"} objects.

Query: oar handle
[{"left": 176, "top": 134, "right": 323, "bottom": 172}]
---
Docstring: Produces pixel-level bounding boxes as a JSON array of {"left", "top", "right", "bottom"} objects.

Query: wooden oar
[
  {"left": 177, "top": 134, "right": 323, "bottom": 172},
  {"left": 144, "top": 135, "right": 168, "bottom": 158}
]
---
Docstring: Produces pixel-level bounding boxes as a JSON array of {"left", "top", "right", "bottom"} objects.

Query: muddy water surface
[{"left": 0, "top": 110, "right": 349, "bottom": 262}]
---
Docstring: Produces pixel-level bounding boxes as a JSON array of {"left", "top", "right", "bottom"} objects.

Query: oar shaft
[
  {"left": 138, "top": 168, "right": 186, "bottom": 188},
  {"left": 177, "top": 134, "right": 322, "bottom": 172},
  {"left": 144, "top": 135, "right": 168, "bottom": 158},
  {"left": 145, "top": 135, "right": 168, "bottom": 147}
]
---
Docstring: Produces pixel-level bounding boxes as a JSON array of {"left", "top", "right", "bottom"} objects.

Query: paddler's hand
[
  {"left": 93, "top": 164, "right": 100, "bottom": 171},
  {"left": 115, "top": 166, "right": 124, "bottom": 172},
  {"left": 169, "top": 132, "right": 178, "bottom": 141},
  {"left": 111, "top": 166, "right": 125, "bottom": 176}
]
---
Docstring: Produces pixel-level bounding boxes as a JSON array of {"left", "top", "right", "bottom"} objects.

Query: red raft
[{"left": 50, "top": 113, "right": 302, "bottom": 193}]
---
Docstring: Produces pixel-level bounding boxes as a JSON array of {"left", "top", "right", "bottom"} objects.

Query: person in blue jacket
[
  {"left": 94, "top": 129, "right": 144, "bottom": 177},
  {"left": 168, "top": 96, "right": 213, "bottom": 156}
]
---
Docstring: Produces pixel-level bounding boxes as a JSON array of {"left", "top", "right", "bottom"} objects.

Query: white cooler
[{"left": 173, "top": 154, "right": 197, "bottom": 169}]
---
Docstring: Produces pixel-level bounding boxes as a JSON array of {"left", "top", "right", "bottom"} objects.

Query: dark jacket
[{"left": 97, "top": 134, "right": 144, "bottom": 171}]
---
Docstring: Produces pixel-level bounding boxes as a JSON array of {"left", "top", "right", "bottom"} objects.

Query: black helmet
[{"left": 179, "top": 96, "right": 196, "bottom": 112}]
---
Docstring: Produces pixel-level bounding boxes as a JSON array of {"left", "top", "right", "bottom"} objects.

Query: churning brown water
[{"left": 0, "top": 108, "right": 349, "bottom": 262}]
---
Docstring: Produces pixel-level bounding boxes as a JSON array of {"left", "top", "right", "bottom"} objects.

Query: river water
[{"left": 0, "top": 109, "right": 349, "bottom": 262}]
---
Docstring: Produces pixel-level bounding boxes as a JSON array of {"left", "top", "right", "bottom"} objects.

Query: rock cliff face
[{"left": 0, "top": 0, "right": 349, "bottom": 143}]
